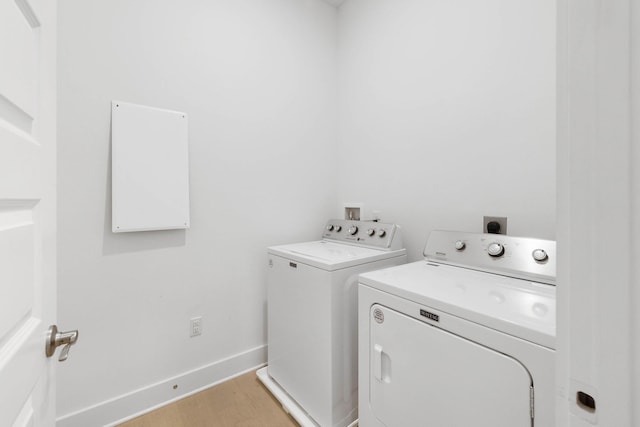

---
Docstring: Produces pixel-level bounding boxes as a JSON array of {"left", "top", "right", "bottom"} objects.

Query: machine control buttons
[
  {"left": 334, "top": 225, "right": 342, "bottom": 232},
  {"left": 367, "top": 228, "right": 375, "bottom": 236},
  {"left": 326, "top": 225, "right": 334, "bottom": 231},
  {"left": 454, "top": 240, "right": 466, "bottom": 251},
  {"left": 487, "top": 242, "right": 505, "bottom": 257},
  {"left": 378, "top": 229, "right": 386, "bottom": 238},
  {"left": 348, "top": 226, "right": 359, "bottom": 235},
  {"left": 532, "top": 249, "right": 548, "bottom": 262}
]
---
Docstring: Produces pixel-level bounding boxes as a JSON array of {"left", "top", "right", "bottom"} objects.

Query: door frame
[{"left": 556, "top": 0, "right": 639, "bottom": 425}]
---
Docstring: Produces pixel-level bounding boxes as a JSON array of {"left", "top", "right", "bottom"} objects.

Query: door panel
[
  {"left": 370, "top": 304, "right": 533, "bottom": 427},
  {"left": 0, "top": 0, "right": 38, "bottom": 124},
  {"left": 0, "top": 0, "right": 56, "bottom": 425},
  {"left": 0, "top": 211, "right": 35, "bottom": 340}
]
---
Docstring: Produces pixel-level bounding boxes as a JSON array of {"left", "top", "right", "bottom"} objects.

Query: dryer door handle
[
  {"left": 373, "top": 344, "right": 383, "bottom": 381},
  {"left": 373, "top": 344, "right": 392, "bottom": 383}
]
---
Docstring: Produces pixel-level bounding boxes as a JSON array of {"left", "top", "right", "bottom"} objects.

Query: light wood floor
[{"left": 118, "top": 370, "right": 298, "bottom": 427}]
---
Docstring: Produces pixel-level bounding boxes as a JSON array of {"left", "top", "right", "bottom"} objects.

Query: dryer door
[{"left": 369, "top": 304, "right": 533, "bottom": 426}]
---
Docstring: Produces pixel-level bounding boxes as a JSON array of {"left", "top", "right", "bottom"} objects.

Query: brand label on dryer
[
  {"left": 420, "top": 309, "right": 439, "bottom": 322},
  {"left": 373, "top": 308, "right": 384, "bottom": 324}
]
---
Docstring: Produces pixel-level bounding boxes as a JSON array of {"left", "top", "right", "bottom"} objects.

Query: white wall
[
  {"left": 56, "top": 0, "right": 337, "bottom": 424},
  {"left": 57, "top": 0, "right": 558, "bottom": 424},
  {"left": 336, "top": 0, "right": 556, "bottom": 260}
]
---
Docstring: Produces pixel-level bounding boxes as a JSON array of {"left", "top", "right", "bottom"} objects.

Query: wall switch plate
[
  {"left": 190, "top": 317, "right": 202, "bottom": 337},
  {"left": 483, "top": 216, "right": 507, "bottom": 235}
]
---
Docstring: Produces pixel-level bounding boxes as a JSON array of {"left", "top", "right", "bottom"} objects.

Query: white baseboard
[{"left": 56, "top": 345, "right": 267, "bottom": 427}]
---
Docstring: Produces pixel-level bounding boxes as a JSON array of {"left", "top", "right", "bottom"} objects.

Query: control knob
[
  {"left": 377, "top": 229, "right": 386, "bottom": 238},
  {"left": 487, "top": 242, "right": 505, "bottom": 257},
  {"left": 532, "top": 249, "right": 548, "bottom": 262},
  {"left": 326, "top": 225, "right": 334, "bottom": 231},
  {"left": 348, "top": 226, "right": 358, "bottom": 235},
  {"left": 454, "top": 240, "right": 466, "bottom": 251},
  {"left": 334, "top": 225, "right": 342, "bottom": 232},
  {"left": 367, "top": 228, "right": 375, "bottom": 236}
]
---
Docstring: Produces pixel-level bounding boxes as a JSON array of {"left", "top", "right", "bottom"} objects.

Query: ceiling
[{"left": 321, "top": 0, "right": 348, "bottom": 7}]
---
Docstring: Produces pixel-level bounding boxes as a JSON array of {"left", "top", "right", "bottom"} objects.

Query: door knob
[{"left": 46, "top": 325, "right": 79, "bottom": 362}]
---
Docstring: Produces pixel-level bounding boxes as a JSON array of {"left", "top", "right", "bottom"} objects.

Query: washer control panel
[
  {"left": 424, "top": 230, "right": 556, "bottom": 285},
  {"left": 322, "top": 219, "right": 403, "bottom": 250}
]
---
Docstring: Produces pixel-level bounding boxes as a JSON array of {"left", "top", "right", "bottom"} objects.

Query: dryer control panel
[
  {"left": 423, "top": 230, "right": 556, "bottom": 285},
  {"left": 323, "top": 219, "right": 403, "bottom": 251}
]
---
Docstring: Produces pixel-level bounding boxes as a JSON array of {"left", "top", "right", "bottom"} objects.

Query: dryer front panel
[{"left": 369, "top": 304, "right": 533, "bottom": 426}]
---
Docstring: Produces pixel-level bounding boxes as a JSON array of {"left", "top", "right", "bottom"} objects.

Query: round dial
[
  {"left": 326, "top": 225, "right": 334, "bottom": 231},
  {"left": 454, "top": 240, "right": 466, "bottom": 251},
  {"left": 348, "top": 226, "right": 358, "bottom": 235},
  {"left": 532, "top": 249, "right": 548, "bottom": 262},
  {"left": 377, "top": 229, "right": 386, "bottom": 238},
  {"left": 487, "top": 242, "right": 505, "bottom": 257},
  {"left": 334, "top": 225, "right": 342, "bottom": 232},
  {"left": 367, "top": 228, "right": 375, "bottom": 236}
]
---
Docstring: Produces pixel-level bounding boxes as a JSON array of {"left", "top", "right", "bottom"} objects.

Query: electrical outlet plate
[
  {"left": 190, "top": 317, "right": 202, "bottom": 337},
  {"left": 483, "top": 216, "right": 507, "bottom": 235}
]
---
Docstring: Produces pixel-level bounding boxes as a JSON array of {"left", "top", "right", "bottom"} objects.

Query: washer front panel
[{"left": 267, "top": 253, "right": 407, "bottom": 426}]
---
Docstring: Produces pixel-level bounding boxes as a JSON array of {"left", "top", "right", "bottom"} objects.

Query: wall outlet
[
  {"left": 483, "top": 216, "right": 507, "bottom": 235},
  {"left": 190, "top": 317, "right": 202, "bottom": 337}
]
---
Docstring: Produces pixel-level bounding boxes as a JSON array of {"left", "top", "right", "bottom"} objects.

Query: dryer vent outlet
[{"left": 483, "top": 216, "right": 507, "bottom": 235}]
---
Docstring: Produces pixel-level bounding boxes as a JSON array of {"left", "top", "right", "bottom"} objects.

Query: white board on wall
[{"left": 111, "top": 101, "right": 190, "bottom": 233}]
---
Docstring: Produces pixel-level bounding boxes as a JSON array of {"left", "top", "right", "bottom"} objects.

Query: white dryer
[
  {"left": 258, "top": 219, "right": 407, "bottom": 427},
  {"left": 358, "top": 230, "right": 556, "bottom": 427}
]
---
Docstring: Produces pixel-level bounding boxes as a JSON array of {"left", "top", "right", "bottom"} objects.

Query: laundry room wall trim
[{"left": 56, "top": 345, "right": 266, "bottom": 427}]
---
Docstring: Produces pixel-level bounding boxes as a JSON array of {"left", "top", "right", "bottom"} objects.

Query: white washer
[
  {"left": 358, "top": 230, "right": 556, "bottom": 427},
  {"left": 257, "top": 219, "right": 407, "bottom": 427}
]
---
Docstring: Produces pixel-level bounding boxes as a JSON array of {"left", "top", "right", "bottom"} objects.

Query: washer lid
[
  {"left": 268, "top": 241, "right": 406, "bottom": 271},
  {"left": 359, "top": 261, "right": 556, "bottom": 349}
]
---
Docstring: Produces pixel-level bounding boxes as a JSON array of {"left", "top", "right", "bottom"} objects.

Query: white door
[
  {"left": 0, "top": 0, "right": 58, "bottom": 425},
  {"left": 369, "top": 304, "right": 533, "bottom": 427}
]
